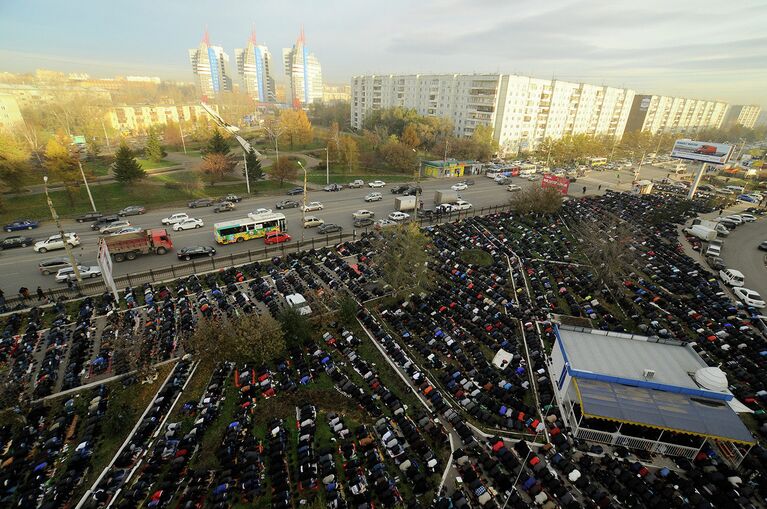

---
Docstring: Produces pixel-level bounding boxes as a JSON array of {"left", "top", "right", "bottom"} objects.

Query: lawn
[{"left": 136, "top": 158, "right": 178, "bottom": 170}]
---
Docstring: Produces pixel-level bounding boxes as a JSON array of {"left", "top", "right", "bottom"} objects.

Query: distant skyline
[{"left": 0, "top": 0, "right": 765, "bottom": 106}]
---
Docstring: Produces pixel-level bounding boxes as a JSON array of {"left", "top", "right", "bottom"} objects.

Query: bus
[
  {"left": 213, "top": 212, "right": 287, "bottom": 245},
  {"left": 588, "top": 157, "right": 607, "bottom": 167}
]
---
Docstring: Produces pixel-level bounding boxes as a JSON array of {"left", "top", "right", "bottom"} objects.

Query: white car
[
  {"left": 368, "top": 180, "right": 386, "bottom": 188},
  {"left": 739, "top": 213, "right": 756, "bottom": 223},
  {"left": 300, "top": 201, "right": 324, "bottom": 212},
  {"left": 365, "top": 192, "right": 383, "bottom": 202},
  {"left": 162, "top": 213, "right": 189, "bottom": 225},
  {"left": 33, "top": 233, "right": 80, "bottom": 253},
  {"left": 451, "top": 182, "right": 468, "bottom": 191},
  {"left": 733, "top": 287, "right": 765, "bottom": 308},
  {"left": 719, "top": 268, "right": 745, "bottom": 287},
  {"left": 724, "top": 215, "right": 743, "bottom": 225},
  {"left": 55, "top": 265, "right": 101, "bottom": 282},
  {"left": 173, "top": 218, "right": 204, "bottom": 231},
  {"left": 507, "top": 184, "right": 522, "bottom": 192},
  {"left": 110, "top": 227, "right": 142, "bottom": 236},
  {"left": 452, "top": 199, "right": 472, "bottom": 211},
  {"left": 374, "top": 219, "right": 396, "bottom": 229},
  {"left": 388, "top": 211, "right": 410, "bottom": 221},
  {"left": 352, "top": 209, "right": 375, "bottom": 219},
  {"left": 251, "top": 208, "right": 273, "bottom": 216},
  {"left": 100, "top": 221, "right": 131, "bottom": 234}
]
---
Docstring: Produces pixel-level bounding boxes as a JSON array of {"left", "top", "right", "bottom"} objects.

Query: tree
[
  {"left": 112, "top": 142, "right": 146, "bottom": 184},
  {"left": 572, "top": 216, "right": 636, "bottom": 295},
  {"left": 43, "top": 136, "right": 81, "bottom": 205},
  {"left": 401, "top": 123, "right": 421, "bottom": 149},
  {"left": 204, "top": 128, "right": 231, "bottom": 156},
  {"left": 188, "top": 314, "right": 286, "bottom": 367},
  {"left": 379, "top": 138, "right": 418, "bottom": 171},
  {"left": 339, "top": 135, "right": 359, "bottom": 173},
  {"left": 308, "top": 100, "right": 351, "bottom": 128},
  {"left": 200, "top": 152, "right": 236, "bottom": 185},
  {"left": 244, "top": 148, "right": 263, "bottom": 184},
  {"left": 163, "top": 120, "right": 183, "bottom": 148},
  {"left": 270, "top": 156, "right": 298, "bottom": 185},
  {"left": 279, "top": 109, "right": 313, "bottom": 149},
  {"left": 327, "top": 121, "right": 342, "bottom": 161},
  {"left": 509, "top": 187, "right": 563, "bottom": 215},
  {"left": 471, "top": 125, "right": 498, "bottom": 161},
  {"left": 372, "top": 222, "right": 434, "bottom": 300},
  {"left": 278, "top": 306, "right": 313, "bottom": 349},
  {"left": 144, "top": 127, "right": 166, "bottom": 162},
  {"left": 334, "top": 291, "right": 359, "bottom": 327},
  {"left": 0, "top": 133, "right": 30, "bottom": 193}
]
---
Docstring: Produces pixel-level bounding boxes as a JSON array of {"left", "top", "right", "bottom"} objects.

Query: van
[
  {"left": 719, "top": 268, "right": 745, "bottom": 287},
  {"left": 684, "top": 225, "right": 716, "bottom": 241},
  {"left": 706, "top": 239, "right": 723, "bottom": 257}
]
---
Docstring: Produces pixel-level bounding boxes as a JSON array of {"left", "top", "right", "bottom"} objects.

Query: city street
[{"left": 720, "top": 218, "right": 767, "bottom": 302}]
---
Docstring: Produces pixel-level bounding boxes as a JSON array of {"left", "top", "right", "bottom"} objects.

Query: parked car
[
  {"left": 365, "top": 192, "right": 383, "bottom": 202},
  {"left": 34, "top": 233, "right": 80, "bottom": 253},
  {"left": 348, "top": 179, "right": 365, "bottom": 188},
  {"left": 724, "top": 215, "right": 743, "bottom": 225},
  {"left": 173, "top": 218, "right": 204, "bottom": 231},
  {"left": 1, "top": 235, "right": 33, "bottom": 249},
  {"left": 452, "top": 199, "right": 472, "bottom": 211},
  {"left": 451, "top": 182, "right": 468, "bottom": 191},
  {"left": 188, "top": 198, "right": 213, "bottom": 208},
  {"left": 264, "top": 232, "right": 292, "bottom": 245},
  {"left": 507, "top": 184, "right": 522, "bottom": 192},
  {"left": 276, "top": 199, "right": 300, "bottom": 209},
  {"left": 374, "top": 219, "right": 396, "bottom": 229},
  {"left": 318, "top": 223, "right": 343, "bottom": 234},
  {"left": 287, "top": 187, "right": 304, "bottom": 196},
  {"left": 301, "top": 201, "right": 324, "bottom": 212},
  {"left": 353, "top": 218, "right": 374, "bottom": 228},
  {"left": 213, "top": 201, "right": 235, "bottom": 213},
  {"left": 737, "top": 194, "right": 758, "bottom": 203},
  {"left": 217, "top": 194, "right": 242, "bottom": 203},
  {"left": 303, "top": 216, "right": 324, "bottom": 228},
  {"left": 352, "top": 209, "right": 375, "bottom": 219},
  {"left": 162, "top": 213, "right": 189, "bottom": 225},
  {"left": 177, "top": 245, "right": 216, "bottom": 260},
  {"left": 324, "top": 184, "right": 342, "bottom": 192},
  {"left": 39, "top": 257, "right": 75, "bottom": 275},
  {"left": 118, "top": 205, "right": 146, "bottom": 216},
  {"left": 369, "top": 180, "right": 386, "bottom": 188},
  {"left": 719, "top": 268, "right": 745, "bottom": 287},
  {"left": 55, "top": 265, "right": 101, "bottom": 282},
  {"left": 91, "top": 214, "right": 120, "bottom": 231},
  {"left": 391, "top": 185, "right": 409, "bottom": 194},
  {"left": 76, "top": 212, "right": 103, "bottom": 223},
  {"left": 739, "top": 213, "right": 756, "bottom": 222},
  {"left": 733, "top": 287, "right": 766, "bottom": 309},
  {"left": 100, "top": 221, "right": 131, "bottom": 234},
  {"left": 4, "top": 219, "right": 39, "bottom": 232},
  {"left": 388, "top": 211, "right": 410, "bottom": 221},
  {"left": 705, "top": 255, "right": 726, "bottom": 271}
]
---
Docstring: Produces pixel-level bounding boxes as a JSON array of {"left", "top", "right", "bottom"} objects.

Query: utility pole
[
  {"left": 298, "top": 161, "right": 308, "bottom": 244},
  {"left": 325, "top": 146, "right": 330, "bottom": 185},
  {"left": 44, "top": 176, "right": 81, "bottom": 282},
  {"left": 77, "top": 158, "right": 97, "bottom": 213},
  {"left": 412, "top": 148, "right": 420, "bottom": 221},
  {"left": 243, "top": 152, "right": 251, "bottom": 195}
]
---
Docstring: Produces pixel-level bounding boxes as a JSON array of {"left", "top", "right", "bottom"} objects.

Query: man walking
[{"left": 36, "top": 286, "right": 45, "bottom": 302}]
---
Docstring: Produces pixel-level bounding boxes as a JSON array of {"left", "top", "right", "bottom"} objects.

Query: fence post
[
  {"left": 312, "top": 238, "right": 315, "bottom": 249},
  {"left": 281, "top": 243, "right": 286, "bottom": 256},
  {"left": 127, "top": 273, "right": 133, "bottom": 286},
  {"left": 264, "top": 245, "right": 267, "bottom": 258},
  {"left": 171, "top": 265, "right": 175, "bottom": 278},
  {"left": 191, "top": 259, "right": 196, "bottom": 273},
  {"left": 148, "top": 269, "right": 154, "bottom": 282},
  {"left": 248, "top": 249, "right": 252, "bottom": 262},
  {"left": 211, "top": 257, "right": 216, "bottom": 269},
  {"left": 230, "top": 253, "right": 234, "bottom": 267}
]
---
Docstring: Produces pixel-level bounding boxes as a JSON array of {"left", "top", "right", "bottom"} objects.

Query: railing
[
  {"left": 1, "top": 203, "right": 515, "bottom": 312},
  {"left": 575, "top": 426, "right": 699, "bottom": 460}
]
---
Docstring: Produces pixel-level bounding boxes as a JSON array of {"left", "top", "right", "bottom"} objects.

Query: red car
[{"left": 264, "top": 231, "right": 291, "bottom": 245}]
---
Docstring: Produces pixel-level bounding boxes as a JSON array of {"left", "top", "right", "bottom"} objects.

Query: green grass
[
  {"left": 460, "top": 248, "right": 494, "bottom": 267},
  {"left": 136, "top": 158, "right": 178, "bottom": 170}
]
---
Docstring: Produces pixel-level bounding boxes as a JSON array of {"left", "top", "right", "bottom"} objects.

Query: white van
[
  {"left": 684, "top": 225, "right": 716, "bottom": 241},
  {"left": 725, "top": 185, "right": 745, "bottom": 193},
  {"left": 719, "top": 268, "right": 745, "bottom": 287}
]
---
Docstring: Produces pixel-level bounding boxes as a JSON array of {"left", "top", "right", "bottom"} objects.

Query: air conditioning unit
[{"left": 643, "top": 369, "right": 656, "bottom": 380}]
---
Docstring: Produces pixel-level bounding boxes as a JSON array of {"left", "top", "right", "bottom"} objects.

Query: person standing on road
[
  {"left": 18, "top": 287, "right": 29, "bottom": 301},
  {"left": 582, "top": 186, "right": 586, "bottom": 194},
  {"left": 718, "top": 208, "right": 723, "bottom": 216},
  {"left": 36, "top": 286, "right": 45, "bottom": 302},
  {"left": 598, "top": 185, "right": 602, "bottom": 191}
]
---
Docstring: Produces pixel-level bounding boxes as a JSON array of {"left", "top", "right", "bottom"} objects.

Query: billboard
[
  {"left": 541, "top": 174, "right": 570, "bottom": 195},
  {"left": 670, "top": 139, "right": 733, "bottom": 165},
  {"left": 97, "top": 239, "right": 119, "bottom": 301}
]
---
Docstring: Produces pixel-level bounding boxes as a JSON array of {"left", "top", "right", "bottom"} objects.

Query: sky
[{"left": 0, "top": 0, "right": 765, "bottom": 106}]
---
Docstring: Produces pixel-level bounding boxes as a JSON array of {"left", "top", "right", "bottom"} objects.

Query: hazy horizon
[{"left": 0, "top": 0, "right": 765, "bottom": 106}]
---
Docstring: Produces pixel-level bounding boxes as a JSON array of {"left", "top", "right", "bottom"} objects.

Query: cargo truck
[
  {"left": 433, "top": 190, "right": 459, "bottom": 205},
  {"left": 102, "top": 228, "right": 173, "bottom": 262},
  {"left": 394, "top": 196, "right": 417, "bottom": 212}
]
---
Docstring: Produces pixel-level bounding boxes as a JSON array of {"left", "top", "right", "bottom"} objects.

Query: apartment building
[
  {"left": 624, "top": 94, "right": 728, "bottom": 134},
  {"left": 235, "top": 30, "right": 276, "bottom": 103},
  {"left": 107, "top": 104, "right": 214, "bottom": 133},
  {"left": 189, "top": 31, "right": 233, "bottom": 99},
  {"left": 350, "top": 73, "right": 635, "bottom": 154},
  {"left": 722, "top": 104, "right": 762, "bottom": 129},
  {"left": 0, "top": 94, "right": 23, "bottom": 131},
  {"left": 283, "top": 28, "right": 323, "bottom": 107}
]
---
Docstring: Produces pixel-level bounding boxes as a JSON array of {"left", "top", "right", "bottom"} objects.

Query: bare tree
[
  {"left": 509, "top": 187, "right": 563, "bottom": 215},
  {"left": 371, "top": 222, "right": 435, "bottom": 300},
  {"left": 572, "top": 215, "right": 637, "bottom": 294}
]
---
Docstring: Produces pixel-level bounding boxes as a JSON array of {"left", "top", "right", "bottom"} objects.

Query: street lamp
[
  {"left": 43, "top": 176, "right": 82, "bottom": 282},
  {"left": 412, "top": 148, "right": 421, "bottom": 221},
  {"left": 263, "top": 124, "right": 285, "bottom": 162},
  {"left": 298, "top": 160, "right": 308, "bottom": 244},
  {"left": 324, "top": 146, "right": 330, "bottom": 185}
]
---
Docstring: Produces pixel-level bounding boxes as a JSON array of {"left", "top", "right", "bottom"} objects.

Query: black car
[
  {"left": 287, "top": 187, "right": 304, "bottom": 196},
  {"left": 718, "top": 218, "right": 738, "bottom": 229},
  {"left": 390, "top": 185, "right": 409, "bottom": 194},
  {"left": 38, "top": 257, "right": 74, "bottom": 275},
  {"left": 91, "top": 214, "right": 120, "bottom": 231},
  {"left": 213, "top": 202, "right": 235, "bottom": 213},
  {"left": 403, "top": 186, "right": 423, "bottom": 196},
  {"left": 276, "top": 199, "right": 300, "bottom": 209},
  {"left": 353, "top": 218, "right": 374, "bottom": 228},
  {"left": 745, "top": 207, "right": 767, "bottom": 216},
  {"left": 706, "top": 255, "right": 726, "bottom": 270},
  {"left": 188, "top": 198, "right": 214, "bottom": 208},
  {"left": 318, "top": 224, "right": 343, "bottom": 234},
  {"left": 216, "top": 194, "right": 242, "bottom": 203},
  {"left": 177, "top": 246, "right": 216, "bottom": 260},
  {"left": 76, "top": 211, "right": 103, "bottom": 223},
  {"left": 759, "top": 241, "right": 767, "bottom": 251},
  {"left": 1, "top": 235, "right": 34, "bottom": 249}
]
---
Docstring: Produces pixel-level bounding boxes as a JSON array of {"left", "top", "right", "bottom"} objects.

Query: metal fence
[{"left": 2, "top": 203, "right": 514, "bottom": 310}]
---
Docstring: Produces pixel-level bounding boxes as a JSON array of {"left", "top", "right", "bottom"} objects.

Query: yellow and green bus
[{"left": 213, "top": 212, "right": 287, "bottom": 245}]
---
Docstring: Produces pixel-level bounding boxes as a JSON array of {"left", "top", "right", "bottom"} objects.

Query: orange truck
[
  {"left": 102, "top": 228, "right": 173, "bottom": 262},
  {"left": 694, "top": 145, "right": 717, "bottom": 155}
]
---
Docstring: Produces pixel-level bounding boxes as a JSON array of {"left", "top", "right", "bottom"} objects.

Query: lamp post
[
  {"left": 263, "top": 124, "right": 285, "bottom": 162},
  {"left": 44, "top": 176, "right": 81, "bottom": 282},
  {"left": 243, "top": 152, "right": 251, "bottom": 195},
  {"left": 179, "top": 121, "right": 187, "bottom": 155},
  {"left": 412, "top": 148, "right": 421, "bottom": 221},
  {"left": 325, "top": 146, "right": 329, "bottom": 185},
  {"left": 298, "top": 160, "right": 308, "bottom": 244}
]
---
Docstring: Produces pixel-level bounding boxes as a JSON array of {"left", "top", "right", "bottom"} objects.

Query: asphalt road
[{"left": 720, "top": 218, "right": 767, "bottom": 302}]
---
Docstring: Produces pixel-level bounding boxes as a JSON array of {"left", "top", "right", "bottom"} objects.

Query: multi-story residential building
[
  {"left": 282, "top": 28, "right": 323, "bottom": 107},
  {"left": 107, "top": 104, "right": 215, "bottom": 134},
  {"left": 0, "top": 83, "right": 112, "bottom": 107},
  {"left": 351, "top": 73, "right": 635, "bottom": 154},
  {"left": 235, "top": 30, "right": 276, "bottom": 103},
  {"left": 624, "top": 94, "right": 728, "bottom": 134},
  {"left": 323, "top": 84, "right": 351, "bottom": 102},
  {"left": 722, "top": 104, "right": 762, "bottom": 129},
  {"left": 189, "top": 31, "right": 233, "bottom": 99},
  {"left": 0, "top": 94, "right": 23, "bottom": 131}
]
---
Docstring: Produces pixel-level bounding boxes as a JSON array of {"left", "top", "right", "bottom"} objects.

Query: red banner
[{"left": 541, "top": 174, "right": 570, "bottom": 195}]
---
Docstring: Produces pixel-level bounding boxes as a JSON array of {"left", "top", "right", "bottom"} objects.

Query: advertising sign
[
  {"left": 541, "top": 174, "right": 570, "bottom": 195},
  {"left": 671, "top": 139, "right": 733, "bottom": 165},
  {"left": 97, "top": 239, "right": 119, "bottom": 301}
]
